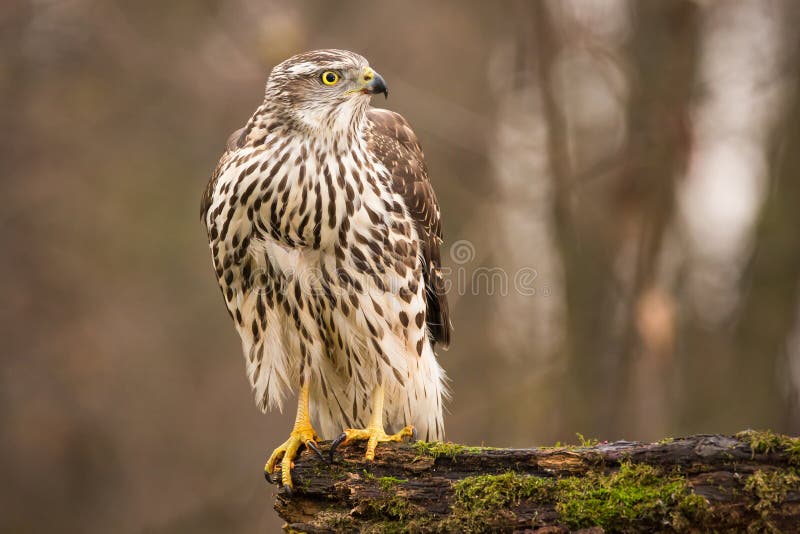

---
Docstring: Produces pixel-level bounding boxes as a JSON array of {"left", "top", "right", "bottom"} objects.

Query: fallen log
[{"left": 270, "top": 430, "right": 800, "bottom": 532}]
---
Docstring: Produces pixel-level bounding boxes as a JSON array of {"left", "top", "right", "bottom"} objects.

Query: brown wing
[{"left": 366, "top": 108, "right": 451, "bottom": 348}]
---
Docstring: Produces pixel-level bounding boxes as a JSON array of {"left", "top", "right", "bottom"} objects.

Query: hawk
[{"left": 201, "top": 50, "right": 450, "bottom": 490}]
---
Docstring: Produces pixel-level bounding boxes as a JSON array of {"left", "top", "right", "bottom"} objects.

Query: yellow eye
[{"left": 321, "top": 71, "right": 340, "bottom": 85}]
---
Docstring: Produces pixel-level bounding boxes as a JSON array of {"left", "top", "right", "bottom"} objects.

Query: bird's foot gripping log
[
  {"left": 264, "top": 382, "right": 324, "bottom": 492},
  {"left": 270, "top": 431, "right": 800, "bottom": 532},
  {"left": 329, "top": 384, "right": 416, "bottom": 463}
]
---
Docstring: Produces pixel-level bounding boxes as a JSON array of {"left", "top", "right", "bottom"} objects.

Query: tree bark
[{"left": 271, "top": 431, "right": 800, "bottom": 533}]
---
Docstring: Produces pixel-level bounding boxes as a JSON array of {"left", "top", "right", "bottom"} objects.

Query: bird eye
[{"left": 321, "top": 71, "right": 340, "bottom": 85}]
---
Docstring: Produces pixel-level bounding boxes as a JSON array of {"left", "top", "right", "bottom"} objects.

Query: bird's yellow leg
[
  {"left": 331, "top": 384, "right": 415, "bottom": 461},
  {"left": 264, "top": 381, "right": 323, "bottom": 490}
]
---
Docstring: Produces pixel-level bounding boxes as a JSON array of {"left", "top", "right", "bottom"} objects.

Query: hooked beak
[{"left": 360, "top": 67, "right": 388, "bottom": 99}]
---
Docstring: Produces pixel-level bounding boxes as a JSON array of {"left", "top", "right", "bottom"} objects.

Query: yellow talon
[
  {"left": 330, "top": 384, "right": 415, "bottom": 461},
  {"left": 338, "top": 425, "right": 415, "bottom": 461},
  {"left": 264, "top": 381, "right": 321, "bottom": 490}
]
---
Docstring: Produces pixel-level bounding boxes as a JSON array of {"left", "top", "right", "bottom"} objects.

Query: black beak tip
[{"left": 366, "top": 73, "right": 388, "bottom": 99}]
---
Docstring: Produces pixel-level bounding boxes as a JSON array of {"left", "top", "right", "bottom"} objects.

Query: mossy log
[{"left": 271, "top": 431, "right": 800, "bottom": 532}]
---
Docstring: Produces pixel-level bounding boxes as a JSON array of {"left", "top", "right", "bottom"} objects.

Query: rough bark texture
[{"left": 271, "top": 431, "right": 800, "bottom": 533}]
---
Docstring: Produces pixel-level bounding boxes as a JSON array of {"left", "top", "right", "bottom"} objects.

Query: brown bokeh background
[{"left": 3, "top": 1, "right": 800, "bottom": 532}]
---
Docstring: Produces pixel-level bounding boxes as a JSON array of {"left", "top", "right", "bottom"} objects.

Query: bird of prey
[{"left": 201, "top": 50, "right": 450, "bottom": 489}]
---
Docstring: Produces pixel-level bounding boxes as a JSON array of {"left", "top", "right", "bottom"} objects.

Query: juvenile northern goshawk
[{"left": 201, "top": 49, "right": 450, "bottom": 489}]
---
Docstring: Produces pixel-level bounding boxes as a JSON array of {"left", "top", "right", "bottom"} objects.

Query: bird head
[{"left": 264, "top": 49, "right": 388, "bottom": 134}]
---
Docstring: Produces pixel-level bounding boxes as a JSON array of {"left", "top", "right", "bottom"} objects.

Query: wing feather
[{"left": 366, "top": 108, "right": 451, "bottom": 347}]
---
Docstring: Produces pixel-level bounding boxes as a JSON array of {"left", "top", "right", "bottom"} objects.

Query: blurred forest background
[{"left": 2, "top": 0, "right": 800, "bottom": 532}]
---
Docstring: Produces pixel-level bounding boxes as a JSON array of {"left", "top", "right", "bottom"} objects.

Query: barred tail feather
[
  {"left": 240, "top": 293, "right": 294, "bottom": 413},
  {"left": 399, "top": 340, "right": 447, "bottom": 442}
]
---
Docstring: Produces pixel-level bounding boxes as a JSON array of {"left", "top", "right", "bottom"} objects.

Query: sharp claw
[
  {"left": 411, "top": 427, "right": 418, "bottom": 443},
  {"left": 264, "top": 470, "right": 270, "bottom": 483},
  {"left": 306, "top": 440, "right": 326, "bottom": 463},
  {"left": 282, "top": 483, "right": 293, "bottom": 496},
  {"left": 329, "top": 432, "right": 348, "bottom": 463}
]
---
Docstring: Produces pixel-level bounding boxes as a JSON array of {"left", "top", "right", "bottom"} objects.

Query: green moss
[
  {"left": 313, "top": 463, "right": 348, "bottom": 481},
  {"left": 361, "top": 470, "right": 407, "bottom": 491},
  {"left": 350, "top": 488, "right": 437, "bottom": 534},
  {"left": 540, "top": 433, "right": 600, "bottom": 450},
  {"left": 357, "top": 472, "right": 418, "bottom": 526},
  {"left": 295, "top": 476, "right": 311, "bottom": 492},
  {"left": 378, "top": 475, "right": 407, "bottom": 492},
  {"left": 787, "top": 440, "right": 800, "bottom": 465},
  {"left": 575, "top": 433, "right": 599, "bottom": 447},
  {"left": 360, "top": 516, "right": 435, "bottom": 534},
  {"left": 450, "top": 463, "right": 708, "bottom": 531},
  {"left": 554, "top": 463, "right": 707, "bottom": 530},
  {"left": 377, "top": 496, "right": 413, "bottom": 520},
  {"left": 454, "top": 471, "right": 554, "bottom": 512},
  {"left": 744, "top": 469, "right": 800, "bottom": 517},
  {"left": 737, "top": 429, "right": 800, "bottom": 465},
  {"left": 312, "top": 511, "right": 357, "bottom": 530},
  {"left": 361, "top": 494, "right": 417, "bottom": 522},
  {"left": 412, "top": 441, "right": 487, "bottom": 459}
]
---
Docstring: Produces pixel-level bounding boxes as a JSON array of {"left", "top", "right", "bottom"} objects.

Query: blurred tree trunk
[
  {"left": 735, "top": 20, "right": 800, "bottom": 433},
  {"left": 532, "top": 0, "right": 617, "bottom": 440},
  {"left": 613, "top": 1, "right": 699, "bottom": 438},
  {"left": 535, "top": 1, "right": 699, "bottom": 438},
  {"left": 484, "top": 0, "right": 567, "bottom": 445}
]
